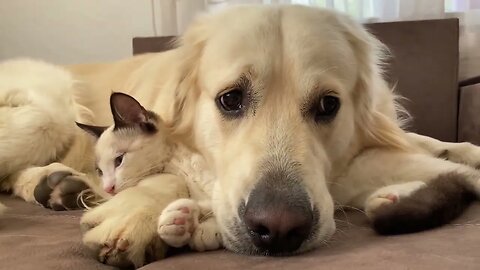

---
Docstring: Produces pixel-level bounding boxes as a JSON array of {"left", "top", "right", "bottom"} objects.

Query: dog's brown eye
[
  {"left": 114, "top": 153, "right": 124, "bottom": 168},
  {"left": 217, "top": 89, "right": 244, "bottom": 116},
  {"left": 315, "top": 95, "right": 340, "bottom": 122}
]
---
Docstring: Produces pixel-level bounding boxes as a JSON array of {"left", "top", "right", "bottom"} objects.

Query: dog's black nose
[
  {"left": 242, "top": 168, "right": 314, "bottom": 254},
  {"left": 243, "top": 202, "right": 313, "bottom": 253}
]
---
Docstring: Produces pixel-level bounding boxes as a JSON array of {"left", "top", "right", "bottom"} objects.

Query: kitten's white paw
[
  {"left": 157, "top": 198, "right": 200, "bottom": 248},
  {"left": 189, "top": 217, "right": 222, "bottom": 251},
  {"left": 81, "top": 191, "right": 166, "bottom": 268},
  {"left": 365, "top": 181, "right": 426, "bottom": 218}
]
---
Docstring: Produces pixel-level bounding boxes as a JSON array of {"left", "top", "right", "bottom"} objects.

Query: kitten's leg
[
  {"left": 364, "top": 181, "right": 427, "bottom": 218},
  {"left": 81, "top": 173, "right": 189, "bottom": 268},
  {"left": 157, "top": 199, "right": 222, "bottom": 251},
  {"left": 333, "top": 148, "right": 480, "bottom": 235},
  {"left": 3, "top": 162, "right": 101, "bottom": 210},
  {"left": 189, "top": 215, "right": 222, "bottom": 252},
  {"left": 406, "top": 132, "right": 480, "bottom": 168},
  {"left": 365, "top": 173, "right": 478, "bottom": 235}
]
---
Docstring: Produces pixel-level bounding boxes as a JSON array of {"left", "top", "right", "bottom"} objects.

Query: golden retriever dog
[{"left": 1, "top": 4, "right": 480, "bottom": 268}]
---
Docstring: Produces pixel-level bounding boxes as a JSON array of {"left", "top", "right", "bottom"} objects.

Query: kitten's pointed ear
[
  {"left": 76, "top": 122, "right": 108, "bottom": 139},
  {"left": 110, "top": 92, "right": 158, "bottom": 133}
]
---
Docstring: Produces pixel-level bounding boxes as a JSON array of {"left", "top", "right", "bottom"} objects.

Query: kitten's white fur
[{"left": 82, "top": 94, "right": 221, "bottom": 254}]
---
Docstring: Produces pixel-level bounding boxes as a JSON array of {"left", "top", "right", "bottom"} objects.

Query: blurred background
[{"left": 0, "top": 0, "right": 478, "bottom": 79}]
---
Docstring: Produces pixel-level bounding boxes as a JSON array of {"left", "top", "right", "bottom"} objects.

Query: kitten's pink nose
[{"left": 104, "top": 185, "right": 115, "bottom": 194}]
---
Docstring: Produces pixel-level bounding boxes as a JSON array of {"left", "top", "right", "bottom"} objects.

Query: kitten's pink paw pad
[
  {"left": 180, "top": 207, "right": 190, "bottom": 214},
  {"left": 174, "top": 218, "right": 186, "bottom": 226},
  {"left": 380, "top": 193, "right": 398, "bottom": 203},
  {"left": 157, "top": 199, "right": 199, "bottom": 248}
]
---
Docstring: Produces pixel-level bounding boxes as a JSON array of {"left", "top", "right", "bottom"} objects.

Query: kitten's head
[{"left": 77, "top": 92, "right": 172, "bottom": 195}]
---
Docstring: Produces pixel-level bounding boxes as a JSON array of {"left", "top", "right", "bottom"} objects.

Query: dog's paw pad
[{"left": 34, "top": 171, "right": 90, "bottom": 210}]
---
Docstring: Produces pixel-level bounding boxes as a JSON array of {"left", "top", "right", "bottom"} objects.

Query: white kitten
[
  {"left": 77, "top": 92, "right": 172, "bottom": 195},
  {"left": 78, "top": 92, "right": 222, "bottom": 252}
]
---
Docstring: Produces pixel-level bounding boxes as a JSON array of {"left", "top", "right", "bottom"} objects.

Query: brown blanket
[{"left": 1, "top": 194, "right": 479, "bottom": 270}]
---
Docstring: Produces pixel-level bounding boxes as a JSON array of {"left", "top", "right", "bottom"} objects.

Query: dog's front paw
[
  {"left": 157, "top": 198, "right": 200, "bottom": 248},
  {"left": 438, "top": 142, "right": 480, "bottom": 169},
  {"left": 81, "top": 196, "right": 167, "bottom": 268},
  {"left": 33, "top": 170, "right": 89, "bottom": 210}
]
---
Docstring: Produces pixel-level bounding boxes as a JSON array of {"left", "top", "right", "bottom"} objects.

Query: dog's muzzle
[{"left": 240, "top": 169, "right": 315, "bottom": 254}]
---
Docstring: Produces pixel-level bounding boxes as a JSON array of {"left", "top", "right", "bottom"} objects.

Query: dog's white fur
[
  {"left": 0, "top": 59, "right": 99, "bottom": 204},
  {"left": 1, "top": 5, "right": 480, "bottom": 267}
]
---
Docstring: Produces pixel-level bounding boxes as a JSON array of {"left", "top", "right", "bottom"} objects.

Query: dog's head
[{"left": 169, "top": 5, "right": 408, "bottom": 255}]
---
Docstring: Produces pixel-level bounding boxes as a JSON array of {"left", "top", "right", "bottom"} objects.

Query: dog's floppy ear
[
  {"left": 110, "top": 92, "right": 159, "bottom": 134},
  {"left": 338, "top": 14, "right": 411, "bottom": 151},
  {"left": 165, "top": 15, "right": 210, "bottom": 143},
  {"left": 76, "top": 122, "right": 108, "bottom": 139}
]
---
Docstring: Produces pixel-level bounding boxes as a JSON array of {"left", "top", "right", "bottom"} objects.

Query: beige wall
[
  {"left": 0, "top": 0, "right": 157, "bottom": 64},
  {"left": 0, "top": 1, "right": 478, "bottom": 78}
]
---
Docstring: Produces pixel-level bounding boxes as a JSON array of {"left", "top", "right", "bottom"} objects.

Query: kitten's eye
[
  {"left": 216, "top": 88, "right": 245, "bottom": 116},
  {"left": 96, "top": 167, "right": 103, "bottom": 176},
  {"left": 314, "top": 95, "right": 340, "bottom": 122},
  {"left": 114, "top": 153, "right": 125, "bottom": 168}
]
